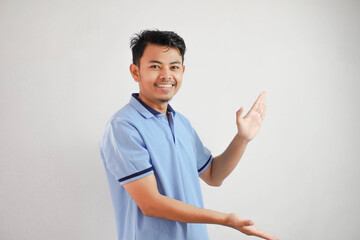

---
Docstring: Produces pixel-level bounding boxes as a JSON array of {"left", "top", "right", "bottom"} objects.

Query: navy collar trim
[{"left": 132, "top": 93, "right": 174, "bottom": 116}]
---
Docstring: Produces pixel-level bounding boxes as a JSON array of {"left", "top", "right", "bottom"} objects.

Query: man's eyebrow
[
  {"left": 148, "top": 60, "right": 181, "bottom": 65},
  {"left": 149, "top": 60, "right": 162, "bottom": 64}
]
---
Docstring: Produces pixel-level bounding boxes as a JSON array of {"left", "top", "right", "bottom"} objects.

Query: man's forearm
[
  {"left": 124, "top": 174, "right": 252, "bottom": 228},
  {"left": 144, "top": 193, "right": 227, "bottom": 224},
  {"left": 210, "top": 134, "right": 249, "bottom": 185},
  {"left": 124, "top": 173, "right": 276, "bottom": 239},
  {"left": 142, "top": 192, "right": 253, "bottom": 229},
  {"left": 204, "top": 92, "right": 266, "bottom": 186},
  {"left": 144, "top": 193, "right": 278, "bottom": 240}
]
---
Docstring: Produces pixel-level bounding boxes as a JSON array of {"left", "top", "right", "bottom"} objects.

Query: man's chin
[{"left": 159, "top": 98, "right": 171, "bottom": 103}]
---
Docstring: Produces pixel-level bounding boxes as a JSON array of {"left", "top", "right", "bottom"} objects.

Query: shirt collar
[{"left": 130, "top": 93, "right": 175, "bottom": 118}]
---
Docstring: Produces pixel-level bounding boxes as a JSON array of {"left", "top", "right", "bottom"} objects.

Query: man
[{"left": 99, "top": 30, "right": 278, "bottom": 240}]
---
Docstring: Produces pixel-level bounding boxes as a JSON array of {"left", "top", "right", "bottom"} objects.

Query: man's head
[
  {"left": 129, "top": 30, "right": 186, "bottom": 112},
  {"left": 130, "top": 30, "right": 186, "bottom": 66}
]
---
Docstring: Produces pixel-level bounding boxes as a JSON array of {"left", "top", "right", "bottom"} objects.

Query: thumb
[
  {"left": 236, "top": 107, "right": 244, "bottom": 119},
  {"left": 241, "top": 219, "right": 254, "bottom": 226}
]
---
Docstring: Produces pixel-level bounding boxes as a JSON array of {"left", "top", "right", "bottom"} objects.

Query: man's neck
[{"left": 138, "top": 94, "right": 168, "bottom": 114}]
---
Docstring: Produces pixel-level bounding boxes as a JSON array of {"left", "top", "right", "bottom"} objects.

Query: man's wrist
[
  {"left": 235, "top": 134, "right": 251, "bottom": 145},
  {"left": 217, "top": 212, "right": 232, "bottom": 227}
]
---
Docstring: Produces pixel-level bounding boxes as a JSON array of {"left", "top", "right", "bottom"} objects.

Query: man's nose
[{"left": 159, "top": 68, "right": 172, "bottom": 80}]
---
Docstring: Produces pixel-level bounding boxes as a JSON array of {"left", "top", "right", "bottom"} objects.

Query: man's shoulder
[
  {"left": 105, "top": 103, "right": 140, "bottom": 128},
  {"left": 112, "top": 103, "right": 136, "bottom": 119}
]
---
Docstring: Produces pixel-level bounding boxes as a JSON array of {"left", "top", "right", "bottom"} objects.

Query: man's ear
[
  {"left": 130, "top": 64, "right": 140, "bottom": 82},
  {"left": 182, "top": 65, "right": 185, "bottom": 73}
]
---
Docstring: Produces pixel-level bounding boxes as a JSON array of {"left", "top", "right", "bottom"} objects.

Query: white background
[{"left": 1, "top": 0, "right": 359, "bottom": 239}]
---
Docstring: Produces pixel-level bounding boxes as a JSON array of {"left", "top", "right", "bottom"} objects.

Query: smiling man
[
  {"left": 130, "top": 43, "right": 184, "bottom": 112},
  {"left": 99, "top": 30, "right": 279, "bottom": 240}
]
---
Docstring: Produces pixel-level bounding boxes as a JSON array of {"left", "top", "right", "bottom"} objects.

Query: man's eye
[
  {"left": 171, "top": 66, "right": 180, "bottom": 70},
  {"left": 150, "top": 65, "right": 160, "bottom": 69}
]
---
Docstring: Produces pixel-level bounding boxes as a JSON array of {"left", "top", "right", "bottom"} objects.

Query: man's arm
[
  {"left": 123, "top": 173, "right": 279, "bottom": 240},
  {"left": 200, "top": 92, "right": 267, "bottom": 186}
]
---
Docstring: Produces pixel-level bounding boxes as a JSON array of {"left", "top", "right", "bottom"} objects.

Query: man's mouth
[
  {"left": 155, "top": 82, "right": 175, "bottom": 88},
  {"left": 154, "top": 83, "right": 175, "bottom": 93},
  {"left": 156, "top": 84, "right": 173, "bottom": 88}
]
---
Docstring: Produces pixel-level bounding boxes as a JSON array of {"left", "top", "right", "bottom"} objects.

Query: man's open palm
[{"left": 236, "top": 92, "right": 267, "bottom": 141}]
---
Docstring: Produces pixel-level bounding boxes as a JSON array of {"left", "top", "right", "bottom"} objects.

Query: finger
[
  {"left": 252, "top": 102, "right": 261, "bottom": 113},
  {"left": 260, "top": 105, "right": 266, "bottom": 120},
  {"left": 258, "top": 103, "right": 266, "bottom": 117},
  {"left": 259, "top": 92, "right": 267, "bottom": 110},
  {"left": 251, "top": 92, "right": 266, "bottom": 112},
  {"left": 243, "top": 219, "right": 254, "bottom": 226},
  {"left": 236, "top": 107, "right": 244, "bottom": 120},
  {"left": 236, "top": 219, "right": 255, "bottom": 227},
  {"left": 250, "top": 226, "right": 278, "bottom": 240}
]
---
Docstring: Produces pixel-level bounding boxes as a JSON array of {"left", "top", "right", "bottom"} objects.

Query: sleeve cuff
[
  {"left": 198, "top": 155, "right": 213, "bottom": 174},
  {"left": 118, "top": 166, "right": 154, "bottom": 184}
]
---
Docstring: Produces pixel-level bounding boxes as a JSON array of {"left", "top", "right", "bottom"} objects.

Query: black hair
[{"left": 130, "top": 29, "right": 186, "bottom": 66}]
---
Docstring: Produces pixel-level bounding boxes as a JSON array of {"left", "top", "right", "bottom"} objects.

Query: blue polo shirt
[{"left": 99, "top": 94, "right": 213, "bottom": 240}]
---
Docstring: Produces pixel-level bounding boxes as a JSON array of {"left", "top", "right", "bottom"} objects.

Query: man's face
[{"left": 131, "top": 44, "right": 185, "bottom": 109}]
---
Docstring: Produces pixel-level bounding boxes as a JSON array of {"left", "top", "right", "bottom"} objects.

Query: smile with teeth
[{"left": 156, "top": 83, "right": 174, "bottom": 88}]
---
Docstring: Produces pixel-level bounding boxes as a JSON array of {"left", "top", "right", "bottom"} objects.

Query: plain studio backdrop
[{"left": 1, "top": 0, "right": 359, "bottom": 239}]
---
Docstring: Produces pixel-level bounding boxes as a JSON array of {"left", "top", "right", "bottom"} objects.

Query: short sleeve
[
  {"left": 99, "top": 119, "right": 154, "bottom": 185},
  {"left": 179, "top": 114, "right": 213, "bottom": 174},
  {"left": 192, "top": 129, "right": 213, "bottom": 174}
]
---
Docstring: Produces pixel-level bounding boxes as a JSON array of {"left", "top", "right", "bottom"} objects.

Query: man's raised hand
[{"left": 236, "top": 92, "right": 267, "bottom": 142}]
